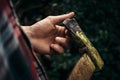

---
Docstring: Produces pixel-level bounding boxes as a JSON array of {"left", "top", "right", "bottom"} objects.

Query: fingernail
[
  {"left": 55, "top": 37, "right": 61, "bottom": 41},
  {"left": 69, "top": 12, "right": 75, "bottom": 14}
]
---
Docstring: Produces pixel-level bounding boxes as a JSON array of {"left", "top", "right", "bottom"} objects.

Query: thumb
[{"left": 50, "top": 12, "right": 75, "bottom": 24}]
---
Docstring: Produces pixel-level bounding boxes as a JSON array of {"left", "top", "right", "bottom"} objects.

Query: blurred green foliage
[{"left": 12, "top": 0, "right": 120, "bottom": 80}]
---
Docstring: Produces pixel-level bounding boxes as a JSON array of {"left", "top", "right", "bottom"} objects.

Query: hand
[{"left": 22, "top": 12, "right": 74, "bottom": 54}]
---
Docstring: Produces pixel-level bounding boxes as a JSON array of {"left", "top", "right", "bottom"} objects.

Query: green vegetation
[{"left": 13, "top": 0, "right": 120, "bottom": 80}]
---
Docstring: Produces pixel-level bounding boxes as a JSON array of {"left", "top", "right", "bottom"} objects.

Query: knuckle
[
  {"left": 47, "top": 16, "right": 54, "bottom": 23},
  {"left": 47, "top": 16, "right": 53, "bottom": 20}
]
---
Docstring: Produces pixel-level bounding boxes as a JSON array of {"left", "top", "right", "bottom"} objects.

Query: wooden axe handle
[{"left": 68, "top": 53, "right": 95, "bottom": 80}]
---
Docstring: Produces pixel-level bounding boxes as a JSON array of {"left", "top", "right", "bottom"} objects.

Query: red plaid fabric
[{"left": 0, "top": 0, "right": 47, "bottom": 80}]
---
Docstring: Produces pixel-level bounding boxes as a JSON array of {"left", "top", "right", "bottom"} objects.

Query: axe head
[{"left": 63, "top": 18, "right": 104, "bottom": 71}]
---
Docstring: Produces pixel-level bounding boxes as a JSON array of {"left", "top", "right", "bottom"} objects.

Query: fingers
[
  {"left": 48, "top": 12, "right": 75, "bottom": 24},
  {"left": 56, "top": 25, "right": 66, "bottom": 37},
  {"left": 50, "top": 44, "right": 64, "bottom": 54},
  {"left": 55, "top": 25, "right": 70, "bottom": 37},
  {"left": 50, "top": 37, "right": 69, "bottom": 54},
  {"left": 55, "top": 37, "right": 69, "bottom": 48}
]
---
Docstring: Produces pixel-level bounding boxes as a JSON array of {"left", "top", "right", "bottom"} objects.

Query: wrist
[{"left": 21, "top": 26, "right": 33, "bottom": 40}]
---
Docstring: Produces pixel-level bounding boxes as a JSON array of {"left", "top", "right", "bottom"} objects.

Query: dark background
[{"left": 12, "top": 0, "right": 120, "bottom": 80}]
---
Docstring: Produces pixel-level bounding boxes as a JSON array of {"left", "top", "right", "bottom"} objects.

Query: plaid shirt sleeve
[{"left": 0, "top": 0, "right": 47, "bottom": 80}]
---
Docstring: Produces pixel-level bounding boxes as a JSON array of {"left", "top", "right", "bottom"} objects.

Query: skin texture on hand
[{"left": 22, "top": 12, "right": 74, "bottom": 55}]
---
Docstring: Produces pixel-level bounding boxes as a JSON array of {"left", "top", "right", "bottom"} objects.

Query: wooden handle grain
[{"left": 68, "top": 53, "right": 95, "bottom": 80}]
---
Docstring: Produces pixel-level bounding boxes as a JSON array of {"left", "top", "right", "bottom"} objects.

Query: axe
[{"left": 63, "top": 18, "right": 104, "bottom": 80}]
